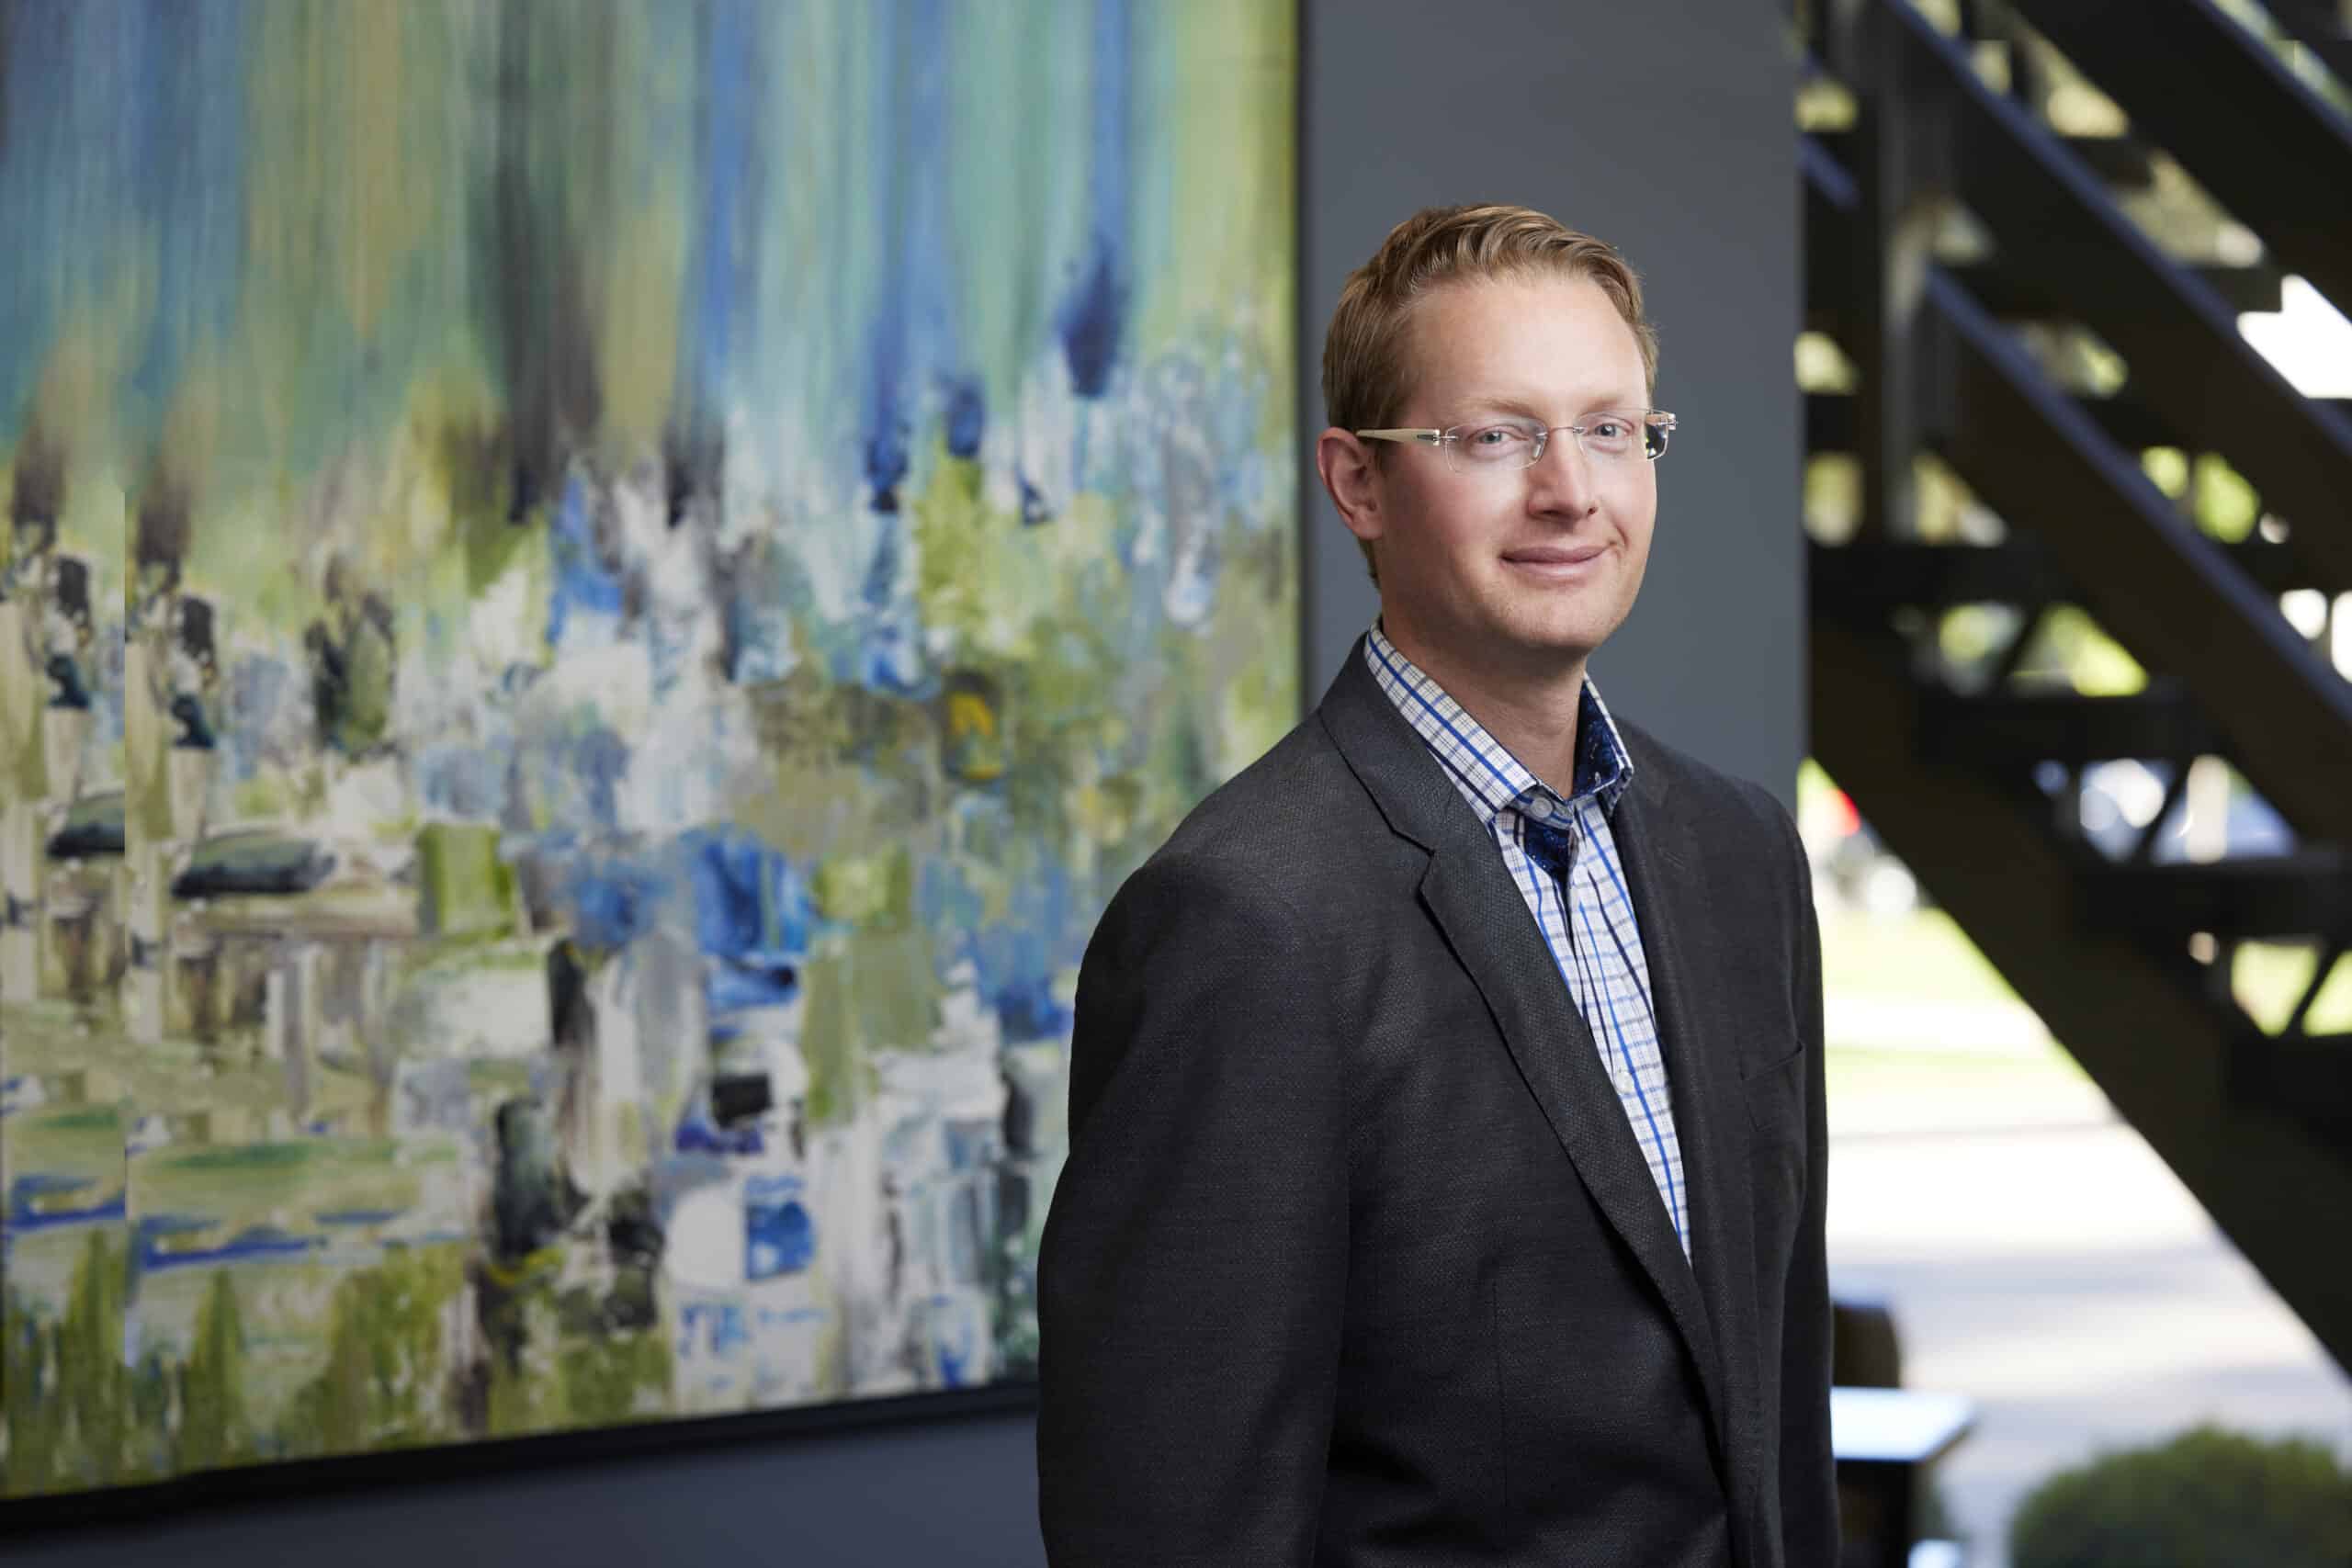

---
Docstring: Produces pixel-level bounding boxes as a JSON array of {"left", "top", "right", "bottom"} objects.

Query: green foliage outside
[{"left": 2010, "top": 1425, "right": 2352, "bottom": 1568}]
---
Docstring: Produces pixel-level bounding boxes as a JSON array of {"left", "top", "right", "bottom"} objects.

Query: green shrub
[{"left": 2010, "top": 1424, "right": 2352, "bottom": 1568}]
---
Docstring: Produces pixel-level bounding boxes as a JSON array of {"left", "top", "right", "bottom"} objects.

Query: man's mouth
[{"left": 1500, "top": 545, "right": 1609, "bottom": 573}]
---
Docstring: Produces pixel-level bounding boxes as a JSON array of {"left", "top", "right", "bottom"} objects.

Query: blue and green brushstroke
[{"left": 0, "top": 0, "right": 1295, "bottom": 1495}]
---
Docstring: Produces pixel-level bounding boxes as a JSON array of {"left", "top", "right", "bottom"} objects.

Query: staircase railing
[{"left": 1804, "top": 0, "right": 2352, "bottom": 1370}]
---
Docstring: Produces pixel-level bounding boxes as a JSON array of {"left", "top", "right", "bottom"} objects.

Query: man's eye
[
  {"left": 1589, "top": 419, "right": 1629, "bottom": 439},
  {"left": 1467, "top": 425, "right": 1526, "bottom": 446}
]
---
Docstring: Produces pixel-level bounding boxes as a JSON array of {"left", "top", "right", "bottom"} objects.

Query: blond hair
[{"left": 1321, "top": 204, "right": 1659, "bottom": 582}]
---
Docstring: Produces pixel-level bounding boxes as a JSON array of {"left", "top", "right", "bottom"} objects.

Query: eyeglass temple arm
[{"left": 1351, "top": 429, "right": 1443, "bottom": 446}]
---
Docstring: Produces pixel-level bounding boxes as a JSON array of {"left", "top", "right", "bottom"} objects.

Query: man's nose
[{"left": 1526, "top": 430, "right": 1600, "bottom": 513}]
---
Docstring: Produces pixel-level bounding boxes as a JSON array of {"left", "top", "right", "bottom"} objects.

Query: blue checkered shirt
[{"left": 1365, "top": 625, "right": 1690, "bottom": 1259}]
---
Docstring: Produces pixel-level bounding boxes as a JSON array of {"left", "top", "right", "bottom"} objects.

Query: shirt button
[
  {"left": 1614, "top": 1066, "right": 1635, "bottom": 1095},
  {"left": 1527, "top": 796, "right": 1555, "bottom": 820}
]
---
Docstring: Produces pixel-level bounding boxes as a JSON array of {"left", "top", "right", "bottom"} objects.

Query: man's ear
[{"left": 1316, "top": 427, "right": 1385, "bottom": 549}]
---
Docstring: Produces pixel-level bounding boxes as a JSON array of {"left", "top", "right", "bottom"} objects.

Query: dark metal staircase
[
  {"left": 1800, "top": 0, "right": 2352, "bottom": 1371},
  {"left": 2274, "top": 0, "right": 2352, "bottom": 84}
]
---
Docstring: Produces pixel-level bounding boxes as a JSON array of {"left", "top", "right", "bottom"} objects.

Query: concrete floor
[{"left": 1827, "top": 1097, "right": 2352, "bottom": 1568}]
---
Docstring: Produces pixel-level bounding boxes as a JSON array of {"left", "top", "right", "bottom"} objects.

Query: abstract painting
[{"left": 0, "top": 0, "right": 1295, "bottom": 1495}]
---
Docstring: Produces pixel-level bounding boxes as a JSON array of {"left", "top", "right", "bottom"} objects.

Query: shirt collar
[{"left": 1364, "top": 623, "right": 1634, "bottom": 823}]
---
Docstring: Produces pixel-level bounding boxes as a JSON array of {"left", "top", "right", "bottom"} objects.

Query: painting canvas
[{"left": 0, "top": 0, "right": 1295, "bottom": 1495}]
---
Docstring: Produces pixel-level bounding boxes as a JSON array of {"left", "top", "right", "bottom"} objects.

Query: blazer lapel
[
  {"left": 1612, "top": 761, "right": 1762, "bottom": 1498},
  {"left": 1317, "top": 641, "right": 1733, "bottom": 1462}
]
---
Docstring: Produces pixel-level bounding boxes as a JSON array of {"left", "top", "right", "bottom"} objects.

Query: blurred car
[
  {"left": 1804, "top": 780, "right": 1924, "bottom": 917},
  {"left": 2059, "top": 759, "right": 2294, "bottom": 863}
]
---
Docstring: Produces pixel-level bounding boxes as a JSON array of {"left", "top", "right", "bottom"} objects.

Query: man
[{"left": 1037, "top": 204, "right": 1835, "bottom": 1568}]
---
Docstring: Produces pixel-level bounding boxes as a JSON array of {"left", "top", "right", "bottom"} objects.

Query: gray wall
[
  {"left": 6, "top": 5, "right": 1794, "bottom": 1562},
  {"left": 1300, "top": 0, "right": 1803, "bottom": 805}
]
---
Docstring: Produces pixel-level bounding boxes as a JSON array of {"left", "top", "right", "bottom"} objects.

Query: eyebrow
[{"left": 1451, "top": 391, "right": 1648, "bottom": 421}]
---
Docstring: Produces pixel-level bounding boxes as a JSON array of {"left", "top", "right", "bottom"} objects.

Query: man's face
[{"left": 1360, "top": 274, "right": 1657, "bottom": 683}]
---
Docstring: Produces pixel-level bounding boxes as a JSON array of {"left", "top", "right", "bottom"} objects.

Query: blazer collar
[
  {"left": 1319, "top": 634, "right": 1671, "bottom": 850},
  {"left": 1316, "top": 636, "right": 1742, "bottom": 1478},
  {"left": 1361, "top": 622, "right": 1637, "bottom": 823}
]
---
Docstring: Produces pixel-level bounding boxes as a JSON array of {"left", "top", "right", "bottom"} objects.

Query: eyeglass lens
[{"left": 1441, "top": 414, "right": 1669, "bottom": 471}]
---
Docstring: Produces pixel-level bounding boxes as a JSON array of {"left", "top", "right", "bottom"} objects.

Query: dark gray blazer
[{"left": 1036, "top": 636, "right": 1836, "bottom": 1568}]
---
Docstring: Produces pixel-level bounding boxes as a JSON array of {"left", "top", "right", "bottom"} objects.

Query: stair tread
[
  {"left": 2087, "top": 850, "right": 2350, "bottom": 882},
  {"left": 1919, "top": 682, "right": 2219, "bottom": 767},
  {"left": 1807, "top": 531, "right": 2334, "bottom": 599},
  {"left": 1929, "top": 683, "right": 2196, "bottom": 711},
  {"left": 1804, "top": 389, "right": 2352, "bottom": 445},
  {"left": 2023, "top": 0, "right": 2352, "bottom": 333},
  {"left": 2245, "top": 1031, "right": 2352, "bottom": 1130},
  {"left": 2081, "top": 852, "right": 2352, "bottom": 943},
  {"left": 1809, "top": 126, "right": 2160, "bottom": 186}
]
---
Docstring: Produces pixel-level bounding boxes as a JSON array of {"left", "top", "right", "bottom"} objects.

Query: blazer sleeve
[
  {"left": 1035, "top": 851, "right": 1349, "bottom": 1567},
  {"left": 1777, "top": 811, "right": 1840, "bottom": 1567}
]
